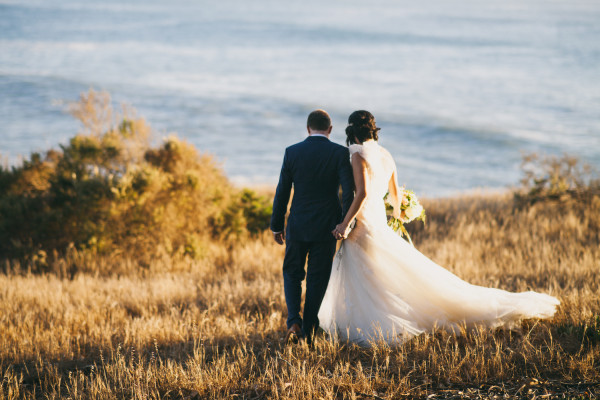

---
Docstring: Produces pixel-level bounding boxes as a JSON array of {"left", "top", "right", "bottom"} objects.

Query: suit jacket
[{"left": 270, "top": 136, "right": 355, "bottom": 242}]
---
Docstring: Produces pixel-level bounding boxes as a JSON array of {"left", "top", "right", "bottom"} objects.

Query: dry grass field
[{"left": 1, "top": 190, "right": 599, "bottom": 399}]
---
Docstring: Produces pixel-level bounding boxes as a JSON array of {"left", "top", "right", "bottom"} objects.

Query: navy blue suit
[{"left": 271, "top": 135, "right": 354, "bottom": 341}]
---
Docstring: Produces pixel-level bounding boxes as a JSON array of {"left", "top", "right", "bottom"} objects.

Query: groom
[{"left": 271, "top": 109, "right": 354, "bottom": 345}]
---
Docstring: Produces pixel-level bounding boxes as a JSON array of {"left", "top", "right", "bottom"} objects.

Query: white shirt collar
[{"left": 309, "top": 133, "right": 329, "bottom": 139}]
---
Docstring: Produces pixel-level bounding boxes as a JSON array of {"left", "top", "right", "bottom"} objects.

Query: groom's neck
[{"left": 307, "top": 127, "right": 332, "bottom": 138}]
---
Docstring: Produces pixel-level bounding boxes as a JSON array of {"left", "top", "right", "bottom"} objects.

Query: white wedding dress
[{"left": 318, "top": 141, "right": 559, "bottom": 346}]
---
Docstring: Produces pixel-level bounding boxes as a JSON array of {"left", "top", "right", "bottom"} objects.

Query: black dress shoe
[{"left": 285, "top": 323, "right": 304, "bottom": 344}]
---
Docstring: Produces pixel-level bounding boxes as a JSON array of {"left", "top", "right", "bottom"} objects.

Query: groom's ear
[
  {"left": 326, "top": 126, "right": 332, "bottom": 134},
  {"left": 307, "top": 126, "right": 311, "bottom": 135}
]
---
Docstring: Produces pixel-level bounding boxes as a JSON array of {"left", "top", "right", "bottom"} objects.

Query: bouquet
[{"left": 386, "top": 188, "right": 426, "bottom": 246}]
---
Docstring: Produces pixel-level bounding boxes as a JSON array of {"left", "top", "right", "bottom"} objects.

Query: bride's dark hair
[{"left": 345, "top": 110, "right": 380, "bottom": 146}]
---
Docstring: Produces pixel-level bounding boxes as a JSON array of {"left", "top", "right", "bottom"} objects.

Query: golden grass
[{"left": 1, "top": 192, "right": 599, "bottom": 399}]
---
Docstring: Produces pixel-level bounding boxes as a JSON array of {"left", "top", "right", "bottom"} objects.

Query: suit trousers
[{"left": 282, "top": 239, "right": 337, "bottom": 341}]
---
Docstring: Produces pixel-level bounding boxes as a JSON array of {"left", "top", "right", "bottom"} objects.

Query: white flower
[{"left": 405, "top": 204, "right": 423, "bottom": 221}]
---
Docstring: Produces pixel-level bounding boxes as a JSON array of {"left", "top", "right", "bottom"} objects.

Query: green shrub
[
  {"left": 515, "top": 153, "right": 600, "bottom": 205},
  {"left": 0, "top": 90, "right": 272, "bottom": 270}
]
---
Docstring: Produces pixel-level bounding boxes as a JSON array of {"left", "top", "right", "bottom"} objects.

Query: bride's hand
[
  {"left": 393, "top": 209, "right": 407, "bottom": 222},
  {"left": 332, "top": 222, "right": 350, "bottom": 240}
]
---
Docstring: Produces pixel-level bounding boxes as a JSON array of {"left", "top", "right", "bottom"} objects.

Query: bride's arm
[
  {"left": 332, "top": 153, "right": 369, "bottom": 239},
  {"left": 388, "top": 167, "right": 402, "bottom": 219}
]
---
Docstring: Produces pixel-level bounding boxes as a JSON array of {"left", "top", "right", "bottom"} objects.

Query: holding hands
[{"left": 332, "top": 222, "right": 352, "bottom": 240}]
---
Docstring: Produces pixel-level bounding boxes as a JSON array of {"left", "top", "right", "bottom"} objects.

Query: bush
[
  {"left": 515, "top": 153, "right": 600, "bottom": 205},
  {"left": 0, "top": 90, "right": 272, "bottom": 270}
]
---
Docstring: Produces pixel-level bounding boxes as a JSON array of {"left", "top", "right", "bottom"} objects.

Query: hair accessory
[{"left": 347, "top": 123, "right": 354, "bottom": 127}]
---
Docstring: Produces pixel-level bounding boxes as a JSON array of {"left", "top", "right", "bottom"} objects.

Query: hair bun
[{"left": 345, "top": 110, "right": 379, "bottom": 146}]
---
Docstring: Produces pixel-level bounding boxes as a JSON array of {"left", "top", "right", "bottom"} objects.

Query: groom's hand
[
  {"left": 273, "top": 231, "right": 285, "bottom": 245},
  {"left": 332, "top": 223, "right": 349, "bottom": 240}
]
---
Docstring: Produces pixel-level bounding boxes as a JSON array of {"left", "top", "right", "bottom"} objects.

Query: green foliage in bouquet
[
  {"left": 385, "top": 189, "right": 426, "bottom": 246},
  {"left": 0, "top": 90, "right": 272, "bottom": 269}
]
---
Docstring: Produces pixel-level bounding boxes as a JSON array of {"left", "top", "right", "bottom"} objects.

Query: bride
[{"left": 319, "top": 110, "right": 560, "bottom": 346}]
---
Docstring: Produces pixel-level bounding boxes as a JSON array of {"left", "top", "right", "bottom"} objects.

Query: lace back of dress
[
  {"left": 349, "top": 142, "right": 392, "bottom": 200},
  {"left": 349, "top": 142, "right": 393, "bottom": 229}
]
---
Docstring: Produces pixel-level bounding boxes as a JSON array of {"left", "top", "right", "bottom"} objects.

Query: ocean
[{"left": 1, "top": 0, "right": 599, "bottom": 197}]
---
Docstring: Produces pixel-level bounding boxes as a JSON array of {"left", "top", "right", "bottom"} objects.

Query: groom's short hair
[{"left": 307, "top": 109, "right": 331, "bottom": 131}]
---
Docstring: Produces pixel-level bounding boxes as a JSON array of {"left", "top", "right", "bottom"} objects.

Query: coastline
[{"left": 1, "top": 92, "right": 598, "bottom": 399}]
